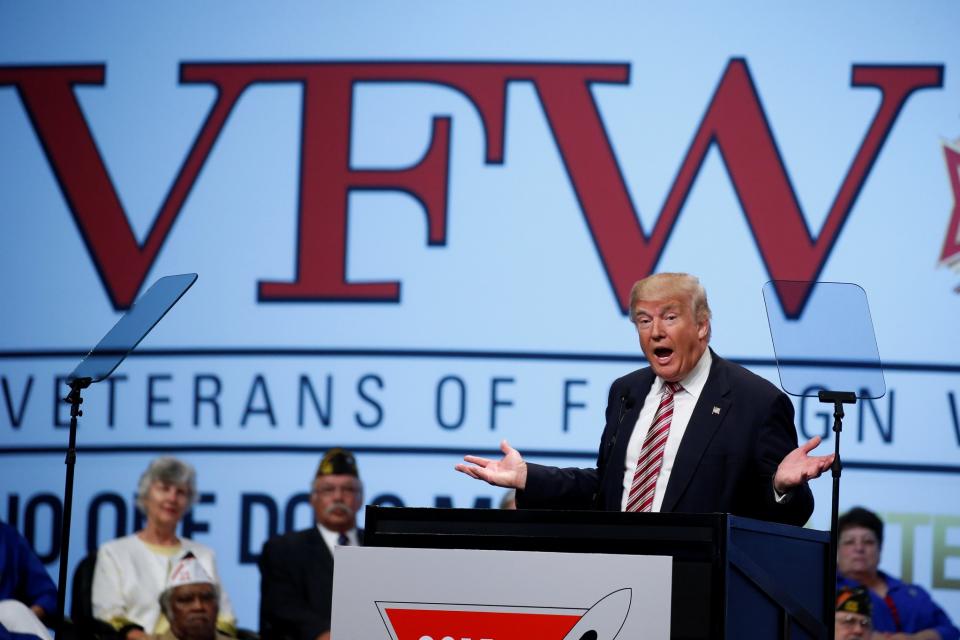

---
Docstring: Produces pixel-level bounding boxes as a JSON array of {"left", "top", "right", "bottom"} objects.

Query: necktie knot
[
  {"left": 337, "top": 532, "right": 350, "bottom": 546},
  {"left": 664, "top": 381, "right": 683, "bottom": 396}
]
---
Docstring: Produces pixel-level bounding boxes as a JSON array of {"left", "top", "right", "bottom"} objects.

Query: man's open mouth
[{"left": 653, "top": 347, "right": 673, "bottom": 360}]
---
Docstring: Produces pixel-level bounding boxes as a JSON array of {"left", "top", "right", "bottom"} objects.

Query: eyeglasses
[
  {"left": 837, "top": 614, "right": 872, "bottom": 629},
  {"left": 314, "top": 484, "right": 360, "bottom": 497}
]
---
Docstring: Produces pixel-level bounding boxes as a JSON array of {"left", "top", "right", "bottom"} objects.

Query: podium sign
[
  {"left": 331, "top": 546, "right": 671, "bottom": 640},
  {"left": 362, "top": 508, "right": 831, "bottom": 639}
]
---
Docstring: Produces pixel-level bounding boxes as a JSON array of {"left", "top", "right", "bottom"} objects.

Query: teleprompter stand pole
[
  {"left": 51, "top": 273, "right": 198, "bottom": 625},
  {"left": 57, "top": 377, "right": 91, "bottom": 621},
  {"left": 819, "top": 389, "right": 857, "bottom": 640}
]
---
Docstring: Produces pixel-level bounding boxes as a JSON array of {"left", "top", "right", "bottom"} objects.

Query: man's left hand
[{"left": 774, "top": 435, "right": 835, "bottom": 493}]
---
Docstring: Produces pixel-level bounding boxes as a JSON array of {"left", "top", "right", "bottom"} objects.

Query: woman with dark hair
[
  {"left": 92, "top": 457, "right": 236, "bottom": 640},
  {"left": 837, "top": 506, "right": 957, "bottom": 640}
]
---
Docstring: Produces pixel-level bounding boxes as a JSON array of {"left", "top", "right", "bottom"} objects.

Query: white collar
[
  {"left": 316, "top": 523, "right": 358, "bottom": 550},
  {"left": 655, "top": 347, "right": 712, "bottom": 400}
]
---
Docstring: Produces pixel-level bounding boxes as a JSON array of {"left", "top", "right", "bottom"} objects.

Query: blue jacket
[
  {"left": 838, "top": 572, "right": 959, "bottom": 640},
  {"left": 0, "top": 521, "right": 57, "bottom": 615}
]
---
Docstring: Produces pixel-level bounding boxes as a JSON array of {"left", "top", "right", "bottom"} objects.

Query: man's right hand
[{"left": 455, "top": 440, "right": 528, "bottom": 489}]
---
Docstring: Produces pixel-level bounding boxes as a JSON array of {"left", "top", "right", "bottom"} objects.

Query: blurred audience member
[
  {"left": 0, "top": 603, "right": 52, "bottom": 640},
  {"left": 92, "top": 457, "right": 235, "bottom": 640},
  {"left": 499, "top": 489, "right": 516, "bottom": 510},
  {"left": 0, "top": 520, "right": 55, "bottom": 640},
  {"left": 836, "top": 586, "right": 874, "bottom": 640},
  {"left": 837, "top": 506, "right": 958, "bottom": 640},
  {"left": 259, "top": 448, "right": 364, "bottom": 640},
  {"left": 156, "top": 552, "right": 231, "bottom": 640}
]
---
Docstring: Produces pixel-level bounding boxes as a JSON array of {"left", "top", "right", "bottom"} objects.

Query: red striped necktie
[{"left": 624, "top": 381, "right": 683, "bottom": 512}]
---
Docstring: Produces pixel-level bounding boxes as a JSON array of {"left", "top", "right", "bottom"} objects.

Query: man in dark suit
[
  {"left": 259, "top": 449, "right": 363, "bottom": 640},
  {"left": 456, "top": 273, "right": 833, "bottom": 526}
]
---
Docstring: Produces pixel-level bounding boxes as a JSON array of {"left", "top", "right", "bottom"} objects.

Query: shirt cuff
[{"left": 772, "top": 480, "right": 793, "bottom": 504}]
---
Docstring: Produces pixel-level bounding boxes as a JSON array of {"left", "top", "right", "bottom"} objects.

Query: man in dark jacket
[
  {"left": 259, "top": 449, "right": 363, "bottom": 640},
  {"left": 457, "top": 272, "right": 834, "bottom": 525}
]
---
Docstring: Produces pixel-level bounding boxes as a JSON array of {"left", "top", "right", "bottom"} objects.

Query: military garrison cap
[
  {"left": 836, "top": 586, "right": 872, "bottom": 617},
  {"left": 316, "top": 447, "right": 359, "bottom": 477}
]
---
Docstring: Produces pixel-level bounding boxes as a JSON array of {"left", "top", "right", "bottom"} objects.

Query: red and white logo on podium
[{"left": 376, "top": 588, "right": 632, "bottom": 640}]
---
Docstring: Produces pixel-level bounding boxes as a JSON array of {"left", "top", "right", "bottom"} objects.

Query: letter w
[{"left": 537, "top": 59, "right": 943, "bottom": 317}]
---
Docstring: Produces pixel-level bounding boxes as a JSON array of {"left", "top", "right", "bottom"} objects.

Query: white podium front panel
[{"left": 331, "top": 546, "right": 671, "bottom": 640}]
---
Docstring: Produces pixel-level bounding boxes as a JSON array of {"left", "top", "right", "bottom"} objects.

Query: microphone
[
  {"left": 608, "top": 391, "right": 634, "bottom": 460},
  {"left": 617, "top": 391, "right": 635, "bottom": 424}
]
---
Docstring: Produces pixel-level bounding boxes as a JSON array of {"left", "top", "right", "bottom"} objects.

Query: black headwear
[
  {"left": 836, "top": 586, "right": 872, "bottom": 617},
  {"left": 316, "top": 447, "right": 359, "bottom": 477}
]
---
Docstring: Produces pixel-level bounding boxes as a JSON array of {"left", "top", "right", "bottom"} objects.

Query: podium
[{"left": 365, "top": 506, "right": 831, "bottom": 640}]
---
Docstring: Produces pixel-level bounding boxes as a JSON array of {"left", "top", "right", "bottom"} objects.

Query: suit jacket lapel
[
  {"left": 660, "top": 352, "right": 732, "bottom": 513},
  {"left": 604, "top": 372, "right": 654, "bottom": 508},
  {"left": 307, "top": 526, "right": 334, "bottom": 571}
]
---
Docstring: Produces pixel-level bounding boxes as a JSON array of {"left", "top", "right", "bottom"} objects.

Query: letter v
[
  {"left": 0, "top": 65, "right": 247, "bottom": 309},
  {"left": 1, "top": 376, "right": 33, "bottom": 428}
]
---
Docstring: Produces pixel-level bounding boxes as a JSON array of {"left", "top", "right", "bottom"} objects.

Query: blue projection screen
[{"left": 1, "top": 1, "right": 959, "bottom": 627}]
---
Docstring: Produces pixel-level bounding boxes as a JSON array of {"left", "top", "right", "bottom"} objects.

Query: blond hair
[{"left": 629, "top": 273, "right": 712, "bottom": 340}]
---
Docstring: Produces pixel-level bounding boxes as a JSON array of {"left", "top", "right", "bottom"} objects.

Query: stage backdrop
[{"left": 1, "top": 0, "right": 959, "bottom": 627}]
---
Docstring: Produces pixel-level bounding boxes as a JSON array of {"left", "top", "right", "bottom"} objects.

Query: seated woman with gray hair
[{"left": 92, "top": 457, "right": 236, "bottom": 640}]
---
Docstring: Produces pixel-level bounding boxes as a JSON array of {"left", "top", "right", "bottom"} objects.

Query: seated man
[
  {"left": 836, "top": 586, "right": 874, "bottom": 640},
  {"left": 259, "top": 449, "right": 364, "bottom": 640},
  {"left": 156, "top": 552, "right": 232, "bottom": 640},
  {"left": 0, "top": 520, "right": 55, "bottom": 640}
]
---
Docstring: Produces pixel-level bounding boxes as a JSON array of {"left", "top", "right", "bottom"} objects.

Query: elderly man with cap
[
  {"left": 837, "top": 587, "right": 874, "bottom": 640},
  {"left": 259, "top": 448, "right": 363, "bottom": 640},
  {"left": 156, "top": 552, "right": 231, "bottom": 640}
]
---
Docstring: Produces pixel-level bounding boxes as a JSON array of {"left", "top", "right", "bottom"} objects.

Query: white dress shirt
[{"left": 620, "top": 349, "right": 712, "bottom": 512}]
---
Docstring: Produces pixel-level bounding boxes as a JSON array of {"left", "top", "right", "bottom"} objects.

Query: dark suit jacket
[
  {"left": 258, "top": 527, "right": 362, "bottom": 640},
  {"left": 518, "top": 351, "right": 813, "bottom": 526}
]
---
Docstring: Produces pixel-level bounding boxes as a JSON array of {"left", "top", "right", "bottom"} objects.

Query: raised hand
[
  {"left": 455, "top": 439, "right": 528, "bottom": 490},
  {"left": 774, "top": 435, "right": 835, "bottom": 493}
]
